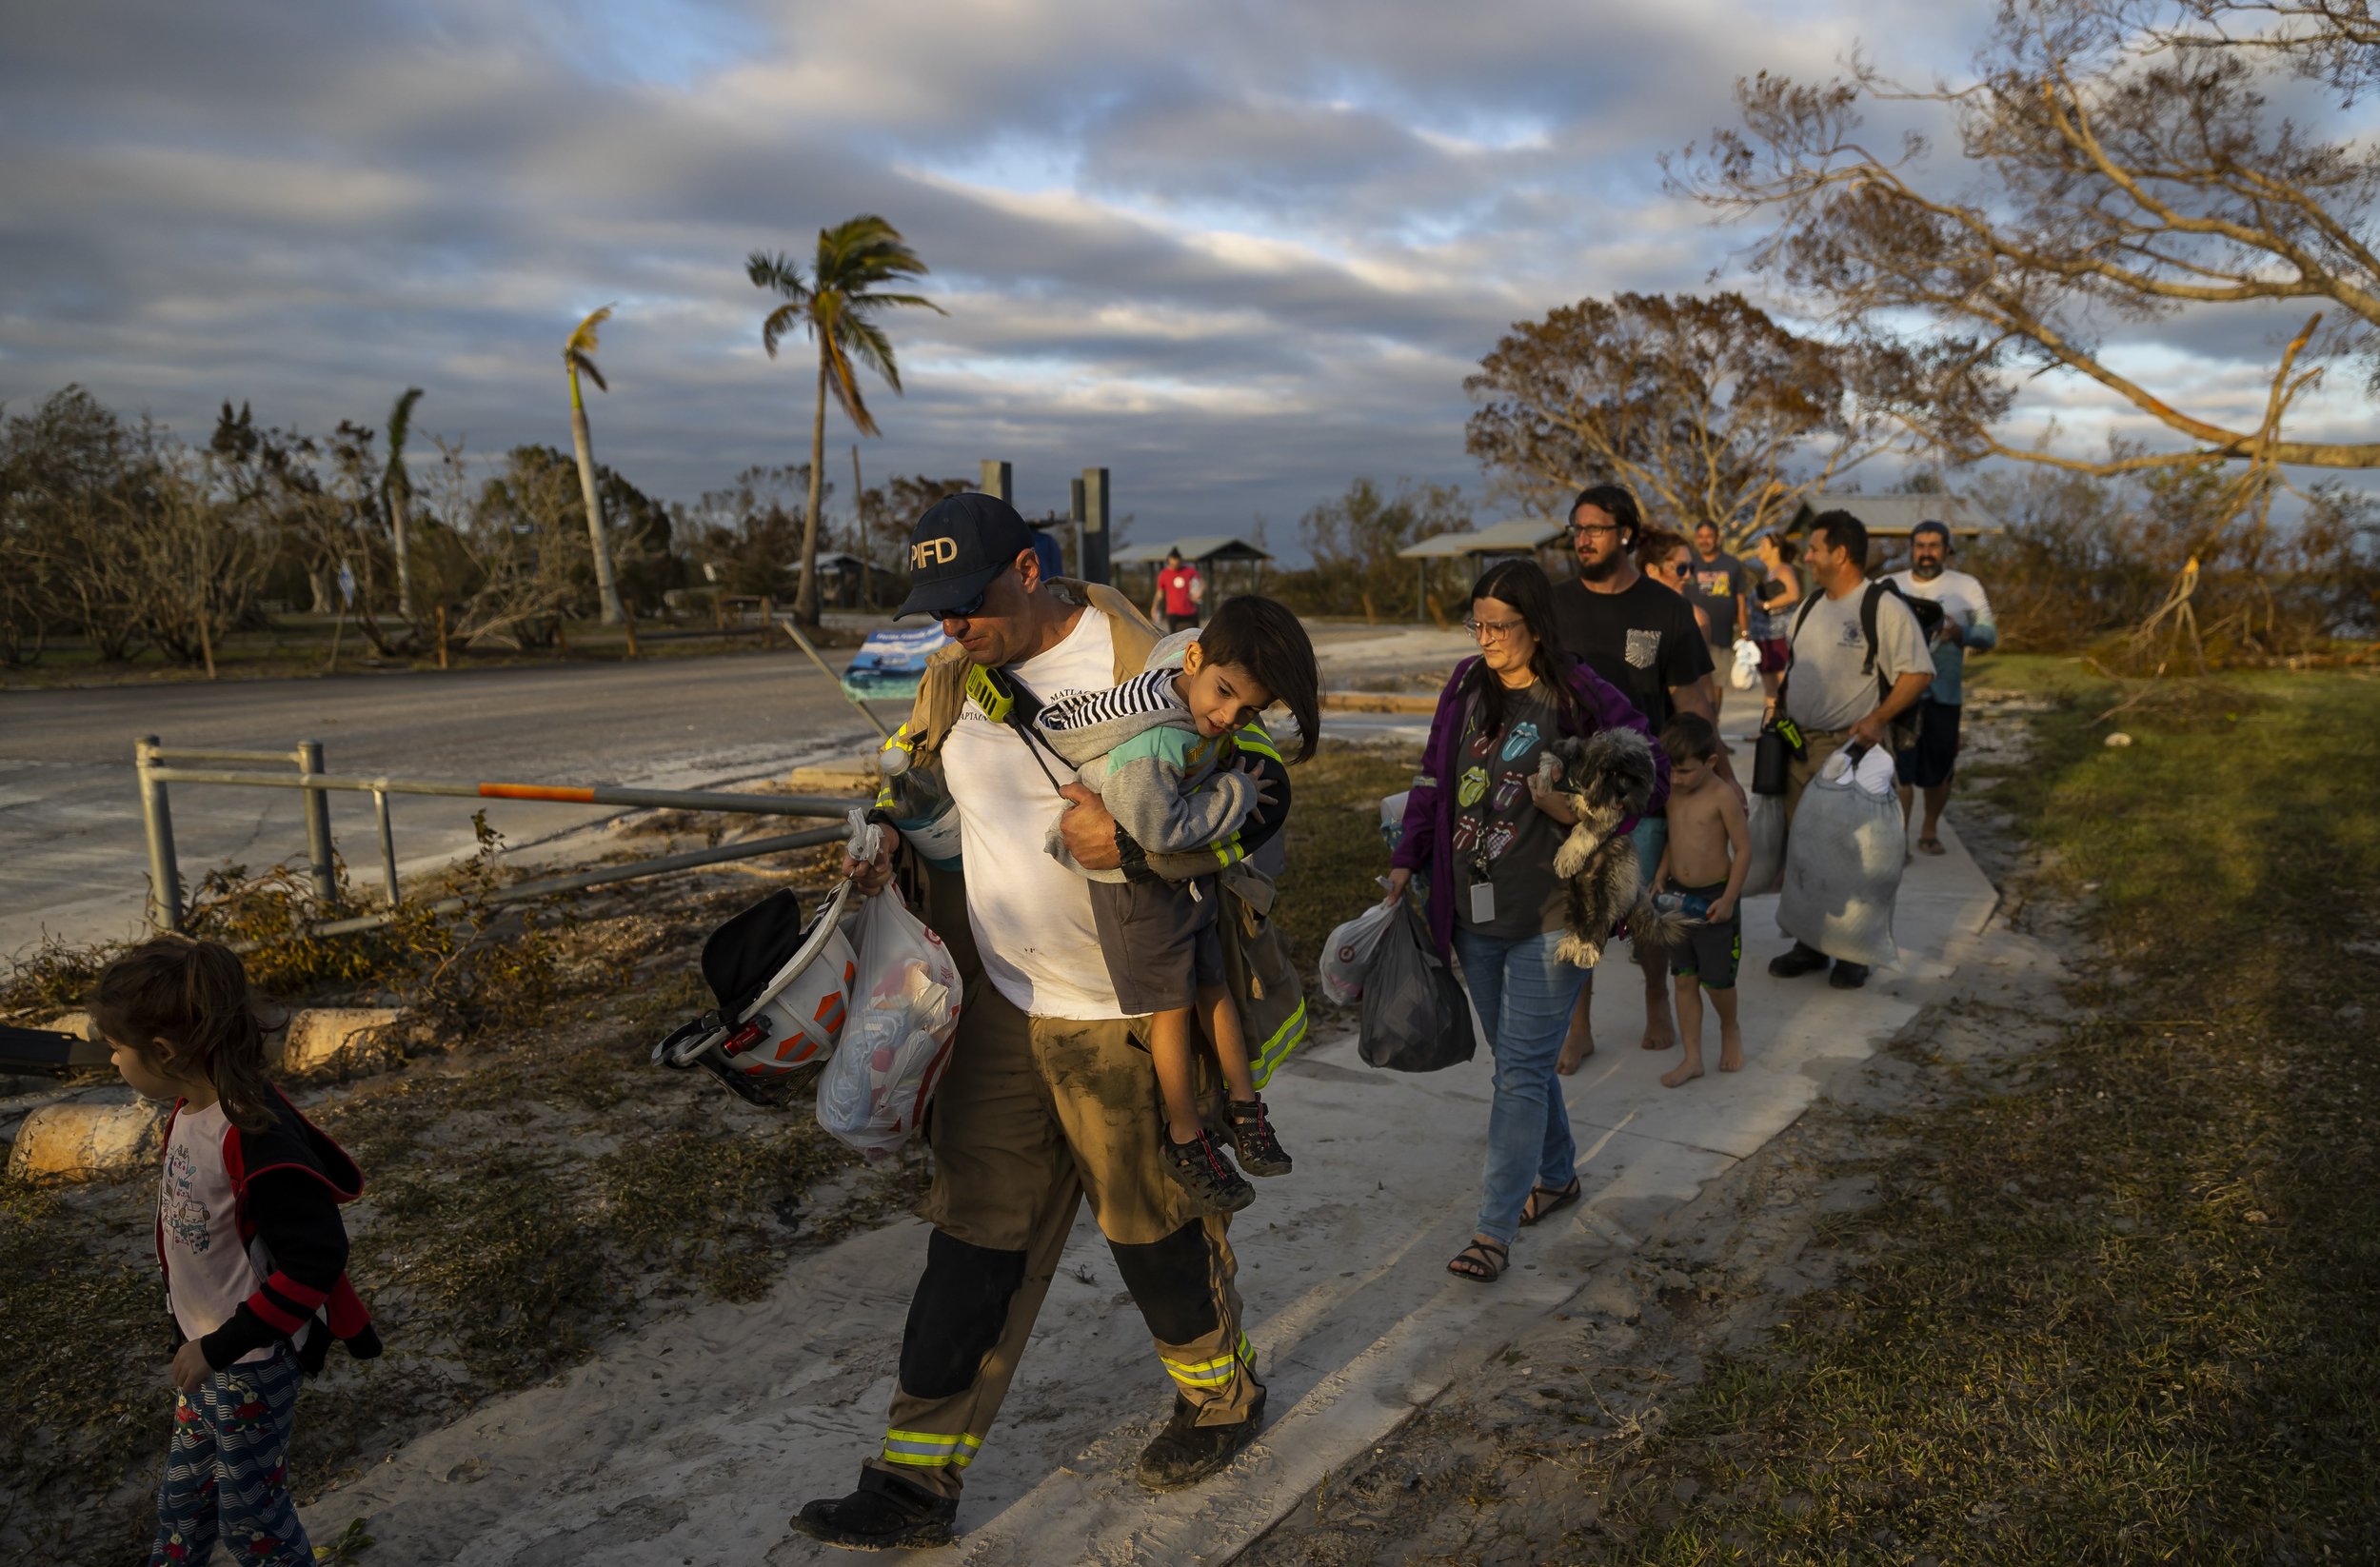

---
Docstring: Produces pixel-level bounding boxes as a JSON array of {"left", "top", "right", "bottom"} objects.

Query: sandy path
[{"left": 300, "top": 818, "right": 1998, "bottom": 1565}]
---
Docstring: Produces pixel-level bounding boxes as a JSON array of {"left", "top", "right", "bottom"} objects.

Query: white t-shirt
[
  {"left": 1783, "top": 585, "right": 1934, "bottom": 734},
  {"left": 941, "top": 606, "right": 1123, "bottom": 1021},
  {"left": 1887, "top": 566, "right": 1996, "bottom": 705},
  {"left": 159, "top": 1101, "right": 270, "bottom": 1363}
]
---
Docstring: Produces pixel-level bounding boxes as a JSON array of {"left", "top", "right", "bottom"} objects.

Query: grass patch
[{"left": 1574, "top": 661, "right": 2380, "bottom": 1562}]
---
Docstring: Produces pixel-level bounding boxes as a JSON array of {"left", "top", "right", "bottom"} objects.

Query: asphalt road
[{"left": 0, "top": 651, "right": 882, "bottom": 964}]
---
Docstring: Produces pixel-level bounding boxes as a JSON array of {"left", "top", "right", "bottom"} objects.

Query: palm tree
[
  {"left": 747, "top": 216, "right": 942, "bottom": 625},
  {"left": 384, "top": 387, "right": 424, "bottom": 623},
  {"left": 564, "top": 306, "right": 627, "bottom": 625}
]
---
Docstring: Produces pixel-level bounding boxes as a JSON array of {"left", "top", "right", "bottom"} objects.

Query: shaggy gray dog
[{"left": 1532, "top": 726, "right": 1686, "bottom": 967}]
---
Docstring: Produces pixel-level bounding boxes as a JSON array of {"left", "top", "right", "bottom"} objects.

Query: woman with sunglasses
[{"left": 1382, "top": 560, "right": 1666, "bottom": 1282}]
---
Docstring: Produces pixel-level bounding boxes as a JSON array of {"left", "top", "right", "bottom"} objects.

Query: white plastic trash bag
[
  {"left": 1818, "top": 743, "right": 1897, "bottom": 798},
  {"left": 1318, "top": 898, "right": 1395, "bottom": 1005},
  {"left": 1742, "top": 791, "right": 1787, "bottom": 898},
  {"left": 1730, "top": 639, "right": 1761, "bottom": 691},
  {"left": 1776, "top": 749, "right": 1904, "bottom": 968},
  {"left": 816, "top": 884, "right": 962, "bottom": 1162}
]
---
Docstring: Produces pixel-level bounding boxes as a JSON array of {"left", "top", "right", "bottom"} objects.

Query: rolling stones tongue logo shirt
[{"left": 1452, "top": 681, "right": 1573, "bottom": 939}]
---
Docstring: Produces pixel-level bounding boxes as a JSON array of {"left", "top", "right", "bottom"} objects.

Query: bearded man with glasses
[{"left": 1545, "top": 484, "right": 1736, "bottom": 1069}]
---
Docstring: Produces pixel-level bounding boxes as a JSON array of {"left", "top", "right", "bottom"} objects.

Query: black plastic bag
[{"left": 1359, "top": 901, "right": 1477, "bottom": 1073}]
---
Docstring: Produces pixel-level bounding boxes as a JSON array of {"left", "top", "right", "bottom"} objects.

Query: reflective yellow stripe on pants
[
  {"left": 879, "top": 1428, "right": 983, "bottom": 1470},
  {"left": 1160, "top": 1334, "right": 1254, "bottom": 1391}
]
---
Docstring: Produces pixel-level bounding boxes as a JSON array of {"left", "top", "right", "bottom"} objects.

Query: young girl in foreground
[{"left": 98, "top": 935, "right": 380, "bottom": 1567}]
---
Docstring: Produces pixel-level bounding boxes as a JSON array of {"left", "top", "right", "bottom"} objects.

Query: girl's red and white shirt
[{"left": 159, "top": 1101, "right": 271, "bottom": 1363}]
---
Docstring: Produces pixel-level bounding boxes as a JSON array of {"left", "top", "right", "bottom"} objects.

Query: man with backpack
[{"left": 1765, "top": 509, "right": 1935, "bottom": 990}]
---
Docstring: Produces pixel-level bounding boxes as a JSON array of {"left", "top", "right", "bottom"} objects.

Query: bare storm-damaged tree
[
  {"left": 1670, "top": 0, "right": 2380, "bottom": 478},
  {"left": 1464, "top": 291, "right": 1907, "bottom": 545}
]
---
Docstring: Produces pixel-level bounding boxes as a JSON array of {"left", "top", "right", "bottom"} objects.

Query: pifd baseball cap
[{"left": 895, "top": 492, "right": 1037, "bottom": 620}]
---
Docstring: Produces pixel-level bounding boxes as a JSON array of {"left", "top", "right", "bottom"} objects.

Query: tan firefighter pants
[{"left": 860, "top": 983, "right": 1261, "bottom": 1499}]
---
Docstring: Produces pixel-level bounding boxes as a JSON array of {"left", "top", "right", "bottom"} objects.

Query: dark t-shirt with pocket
[{"left": 1549, "top": 574, "right": 1711, "bottom": 737}]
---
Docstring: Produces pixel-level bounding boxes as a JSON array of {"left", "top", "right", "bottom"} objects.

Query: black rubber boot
[
  {"left": 1829, "top": 960, "right": 1871, "bottom": 989},
  {"left": 1225, "top": 1098, "right": 1293, "bottom": 1177},
  {"left": 789, "top": 1469, "right": 959, "bottom": 1552},
  {"left": 1768, "top": 941, "right": 1829, "bottom": 979},
  {"left": 1135, "top": 1393, "right": 1266, "bottom": 1492},
  {"left": 1162, "top": 1128, "right": 1254, "bottom": 1213}
]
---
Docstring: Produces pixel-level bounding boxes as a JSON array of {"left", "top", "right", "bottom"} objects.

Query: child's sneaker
[
  {"left": 1225, "top": 1098, "right": 1293, "bottom": 1177},
  {"left": 1163, "top": 1128, "right": 1254, "bottom": 1213}
]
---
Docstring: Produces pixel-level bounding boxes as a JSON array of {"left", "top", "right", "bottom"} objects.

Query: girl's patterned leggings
[{"left": 149, "top": 1342, "right": 313, "bottom": 1567}]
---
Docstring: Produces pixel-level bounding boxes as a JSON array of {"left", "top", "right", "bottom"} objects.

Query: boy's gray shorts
[{"left": 1092, "top": 875, "right": 1225, "bottom": 1015}]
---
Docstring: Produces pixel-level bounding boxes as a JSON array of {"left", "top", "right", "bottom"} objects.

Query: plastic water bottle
[
  {"left": 1652, "top": 889, "right": 1711, "bottom": 922},
  {"left": 881, "top": 736, "right": 962, "bottom": 870}
]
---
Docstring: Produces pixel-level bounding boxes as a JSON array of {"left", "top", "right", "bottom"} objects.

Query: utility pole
[
  {"left": 852, "top": 444, "right": 871, "bottom": 610},
  {"left": 1079, "top": 466, "right": 1110, "bottom": 585}
]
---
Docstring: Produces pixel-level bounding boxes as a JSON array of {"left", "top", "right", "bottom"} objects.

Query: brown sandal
[
  {"left": 1519, "top": 1177, "right": 1581, "bottom": 1227},
  {"left": 1447, "top": 1237, "right": 1509, "bottom": 1282}
]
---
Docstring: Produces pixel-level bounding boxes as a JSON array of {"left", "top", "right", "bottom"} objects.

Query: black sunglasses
[
  {"left": 937, "top": 556, "right": 1033, "bottom": 623},
  {"left": 938, "top": 584, "right": 992, "bottom": 621}
]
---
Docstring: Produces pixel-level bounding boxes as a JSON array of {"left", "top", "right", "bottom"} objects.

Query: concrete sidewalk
[{"left": 302, "top": 828, "right": 2000, "bottom": 1566}]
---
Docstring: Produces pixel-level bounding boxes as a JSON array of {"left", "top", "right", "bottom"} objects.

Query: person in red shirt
[{"left": 1150, "top": 549, "right": 1205, "bottom": 632}]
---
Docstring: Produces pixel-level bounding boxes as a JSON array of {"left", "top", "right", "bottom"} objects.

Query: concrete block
[
  {"left": 782, "top": 763, "right": 878, "bottom": 794},
  {"left": 275, "top": 1008, "right": 401, "bottom": 1073},
  {"left": 45, "top": 1011, "right": 95, "bottom": 1041},
  {"left": 8, "top": 1097, "right": 167, "bottom": 1181}
]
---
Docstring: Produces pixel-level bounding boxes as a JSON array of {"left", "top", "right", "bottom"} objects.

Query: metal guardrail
[{"left": 134, "top": 735, "right": 863, "bottom": 937}]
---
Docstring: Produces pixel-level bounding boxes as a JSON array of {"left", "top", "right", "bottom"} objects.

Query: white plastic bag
[
  {"left": 1818, "top": 743, "right": 1897, "bottom": 798},
  {"left": 1742, "top": 791, "right": 1787, "bottom": 898},
  {"left": 816, "top": 884, "right": 962, "bottom": 1161},
  {"left": 1318, "top": 897, "right": 1395, "bottom": 1005},
  {"left": 1776, "top": 765, "right": 1905, "bottom": 968},
  {"left": 1730, "top": 639, "right": 1761, "bottom": 691}
]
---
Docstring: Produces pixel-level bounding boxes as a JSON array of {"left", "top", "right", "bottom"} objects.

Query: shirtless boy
[{"left": 1651, "top": 713, "right": 1749, "bottom": 1087}]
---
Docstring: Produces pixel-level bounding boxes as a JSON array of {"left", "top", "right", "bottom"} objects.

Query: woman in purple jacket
[{"left": 1383, "top": 560, "right": 1664, "bottom": 1281}]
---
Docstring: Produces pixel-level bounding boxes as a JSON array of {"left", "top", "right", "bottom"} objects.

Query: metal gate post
[
  {"left": 371, "top": 788, "right": 400, "bottom": 907},
  {"left": 135, "top": 734, "right": 184, "bottom": 933},
  {"left": 298, "top": 739, "right": 337, "bottom": 908}
]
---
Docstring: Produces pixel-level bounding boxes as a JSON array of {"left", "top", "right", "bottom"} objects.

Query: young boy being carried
[
  {"left": 1034, "top": 595, "right": 1320, "bottom": 1211},
  {"left": 1653, "top": 713, "right": 1750, "bottom": 1088}
]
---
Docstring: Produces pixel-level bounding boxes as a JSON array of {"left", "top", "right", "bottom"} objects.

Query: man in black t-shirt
[
  {"left": 1548, "top": 484, "right": 1734, "bottom": 1068},
  {"left": 1684, "top": 522, "right": 1751, "bottom": 724}
]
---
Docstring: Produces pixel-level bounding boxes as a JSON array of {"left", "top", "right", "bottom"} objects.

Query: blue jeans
[{"left": 1452, "top": 926, "right": 1592, "bottom": 1247}]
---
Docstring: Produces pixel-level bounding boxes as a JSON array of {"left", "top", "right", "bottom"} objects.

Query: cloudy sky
[{"left": 2, "top": 0, "right": 2369, "bottom": 548}]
